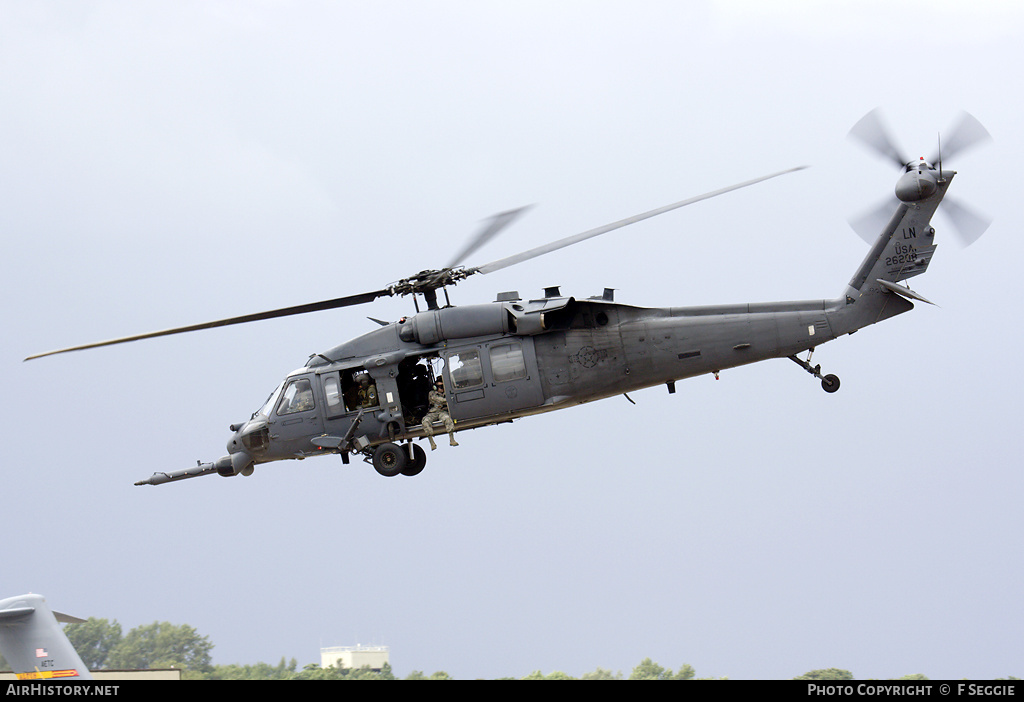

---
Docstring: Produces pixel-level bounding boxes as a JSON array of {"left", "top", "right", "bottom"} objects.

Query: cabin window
[
  {"left": 448, "top": 350, "right": 484, "bottom": 389},
  {"left": 490, "top": 342, "right": 527, "bottom": 383},
  {"left": 277, "top": 378, "right": 315, "bottom": 415}
]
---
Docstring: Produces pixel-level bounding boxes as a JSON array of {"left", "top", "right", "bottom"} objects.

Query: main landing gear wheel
[
  {"left": 372, "top": 442, "right": 407, "bottom": 477},
  {"left": 401, "top": 443, "right": 427, "bottom": 477}
]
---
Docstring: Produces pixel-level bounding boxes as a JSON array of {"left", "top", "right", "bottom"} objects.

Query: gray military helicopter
[{"left": 26, "top": 112, "right": 989, "bottom": 485}]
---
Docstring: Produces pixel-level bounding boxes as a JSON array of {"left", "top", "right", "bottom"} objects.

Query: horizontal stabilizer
[
  {"left": 53, "top": 611, "right": 87, "bottom": 625},
  {"left": 875, "top": 278, "right": 936, "bottom": 306},
  {"left": 0, "top": 605, "right": 86, "bottom": 625},
  {"left": 0, "top": 606, "right": 35, "bottom": 622}
]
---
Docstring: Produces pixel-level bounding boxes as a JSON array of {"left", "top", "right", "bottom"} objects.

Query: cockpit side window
[
  {"left": 277, "top": 378, "right": 315, "bottom": 415},
  {"left": 257, "top": 382, "right": 284, "bottom": 418}
]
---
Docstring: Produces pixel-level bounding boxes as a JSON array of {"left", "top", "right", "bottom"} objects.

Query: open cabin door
[
  {"left": 442, "top": 338, "right": 543, "bottom": 421},
  {"left": 316, "top": 365, "right": 406, "bottom": 444}
]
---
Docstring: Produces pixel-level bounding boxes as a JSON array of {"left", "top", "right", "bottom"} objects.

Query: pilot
[
  {"left": 421, "top": 377, "right": 458, "bottom": 450},
  {"left": 356, "top": 373, "right": 378, "bottom": 408},
  {"left": 291, "top": 380, "right": 314, "bottom": 413}
]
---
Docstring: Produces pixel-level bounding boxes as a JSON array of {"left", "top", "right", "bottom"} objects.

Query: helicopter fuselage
[{"left": 226, "top": 293, "right": 851, "bottom": 469}]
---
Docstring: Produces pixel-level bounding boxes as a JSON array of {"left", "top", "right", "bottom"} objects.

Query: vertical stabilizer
[
  {"left": 0, "top": 594, "right": 92, "bottom": 680},
  {"left": 831, "top": 169, "right": 952, "bottom": 335},
  {"left": 846, "top": 172, "right": 950, "bottom": 297}
]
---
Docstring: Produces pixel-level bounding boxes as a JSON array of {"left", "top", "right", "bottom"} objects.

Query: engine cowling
[{"left": 398, "top": 304, "right": 512, "bottom": 345}]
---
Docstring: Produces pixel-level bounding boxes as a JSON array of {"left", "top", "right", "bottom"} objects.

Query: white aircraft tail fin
[{"left": 0, "top": 594, "right": 92, "bottom": 680}]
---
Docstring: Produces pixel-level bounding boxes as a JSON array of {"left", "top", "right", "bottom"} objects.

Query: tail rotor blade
[
  {"left": 849, "top": 109, "right": 908, "bottom": 169},
  {"left": 849, "top": 199, "right": 897, "bottom": 244},
  {"left": 943, "top": 196, "right": 991, "bottom": 247},
  {"left": 932, "top": 111, "right": 991, "bottom": 163}
]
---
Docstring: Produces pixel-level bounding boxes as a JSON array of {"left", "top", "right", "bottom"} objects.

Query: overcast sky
[{"left": 2, "top": 0, "right": 1022, "bottom": 680}]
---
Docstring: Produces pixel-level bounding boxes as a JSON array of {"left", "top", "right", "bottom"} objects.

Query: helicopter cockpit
[
  {"left": 276, "top": 378, "right": 316, "bottom": 415},
  {"left": 253, "top": 374, "right": 319, "bottom": 419}
]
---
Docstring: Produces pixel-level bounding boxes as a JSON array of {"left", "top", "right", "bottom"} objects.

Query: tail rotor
[{"left": 847, "top": 109, "right": 992, "bottom": 247}]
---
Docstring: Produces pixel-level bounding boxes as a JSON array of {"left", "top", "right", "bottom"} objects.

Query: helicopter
[{"left": 26, "top": 111, "right": 990, "bottom": 485}]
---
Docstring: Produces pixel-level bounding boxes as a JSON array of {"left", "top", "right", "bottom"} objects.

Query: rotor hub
[{"left": 895, "top": 166, "right": 938, "bottom": 202}]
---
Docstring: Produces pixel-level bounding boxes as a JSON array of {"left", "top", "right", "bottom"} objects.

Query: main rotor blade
[
  {"left": 445, "top": 205, "right": 533, "bottom": 269},
  {"left": 849, "top": 109, "right": 907, "bottom": 169},
  {"left": 472, "top": 166, "right": 807, "bottom": 275},
  {"left": 25, "top": 289, "right": 391, "bottom": 361}
]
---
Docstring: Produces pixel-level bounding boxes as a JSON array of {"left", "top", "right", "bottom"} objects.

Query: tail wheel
[
  {"left": 789, "top": 353, "right": 840, "bottom": 394},
  {"left": 372, "top": 442, "right": 407, "bottom": 477}
]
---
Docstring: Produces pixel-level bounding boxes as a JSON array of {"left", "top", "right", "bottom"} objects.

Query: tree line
[{"left": 0, "top": 618, "right": 1017, "bottom": 680}]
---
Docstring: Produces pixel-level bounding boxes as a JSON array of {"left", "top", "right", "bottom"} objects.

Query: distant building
[{"left": 320, "top": 645, "right": 389, "bottom": 671}]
